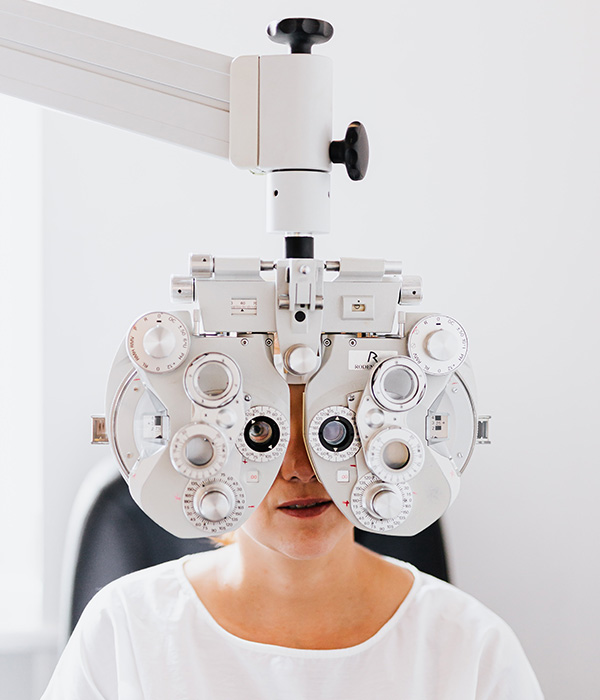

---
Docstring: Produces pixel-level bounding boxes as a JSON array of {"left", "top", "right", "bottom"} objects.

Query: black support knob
[
  {"left": 330, "top": 122, "right": 369, "bottom": 181},
  {"left": 266, "top": 18, "right": 333, "bottom": 54}
]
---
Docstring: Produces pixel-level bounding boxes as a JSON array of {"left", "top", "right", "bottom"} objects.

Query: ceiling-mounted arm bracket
[{"left": 0, "top": 0, "right": 233, "bottom": 158}]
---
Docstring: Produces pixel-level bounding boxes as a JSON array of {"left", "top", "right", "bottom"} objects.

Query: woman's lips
[{"left": 277, "top": 498, "right": 333, "bottom": 519}]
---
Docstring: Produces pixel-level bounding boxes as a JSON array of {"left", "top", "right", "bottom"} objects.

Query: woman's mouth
[{"left": 277, "top": 498, "right": 333, "bottom": 519}]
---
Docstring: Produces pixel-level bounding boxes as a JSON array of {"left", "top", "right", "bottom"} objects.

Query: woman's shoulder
[
  {"left": 371, "top": 560, "right": 543, "bottom": 697},
  {"left": 414, "top": 567, "right": 509, "bottom": 626},
  {"left": 82, "top": 554, "right": 202, "bottom": 621},
  {"left": 384, "top": 559, "right": 525, "bottom": 652}
]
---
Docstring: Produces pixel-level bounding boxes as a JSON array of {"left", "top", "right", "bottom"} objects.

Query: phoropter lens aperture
[
  {"left": 382, "top": 367, "right": 416, "bottom": 403},
  {"left": 318, "top": 416, "right": 355, "bottom": 453},
  {"left": 185, "top": 436, "right": 214, "bottom": 467},
  {"left": 381, "top": 441, "right": 410, "bottom": 471},
  {"left": 194, "top": 361, "right": 230, "bottom": 398},
  {"left": 244, "top": 416, "right": 280, "bottom": 453},
  {"left": 371, "top": 357, "right": 427, "bottom": 412}
]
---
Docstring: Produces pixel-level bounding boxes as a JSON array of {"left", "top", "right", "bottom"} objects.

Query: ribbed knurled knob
[{"left": 267, "top": 18, "right": 333, "bottom": 54}]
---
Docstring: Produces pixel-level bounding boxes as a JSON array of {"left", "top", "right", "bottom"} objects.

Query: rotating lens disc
[
  {"left": 184, "top": 353, "right": 241, "bottom": 408},
  {"left": 308, "top": 406, "right": 360, "bottom": 462},
  {"left": 351, "top": 473, "right": 413, "bottom": 532},
  {"left": 236, "top": 405, "right": 290, "bottom": 463},
  {"left": 371, "top": 357, "right": 427, "bottom": 412},
  {"left": 170, "top": 422, "right": 228, "bottom": 479},
  {"left": 183, "top": 474, "right": 246, "bottom": 534},
  {"left": 365, "top": 427, "right": 425, "bottom": 483}
]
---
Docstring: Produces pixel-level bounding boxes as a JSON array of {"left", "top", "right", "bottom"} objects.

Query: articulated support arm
[
  {"left": 0, "top": 3, "right": 368, "bottom": 235},
  {"left": 0, "top": 0, "right": 232, "bottom": 157}
]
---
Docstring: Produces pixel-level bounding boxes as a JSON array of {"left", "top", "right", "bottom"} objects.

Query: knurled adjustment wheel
[
  {"left": 266, "top": 18, "right": 334, "bottom": 54},
  {"left": 330, "top": 121, "right": 370, "bottom": 181}
]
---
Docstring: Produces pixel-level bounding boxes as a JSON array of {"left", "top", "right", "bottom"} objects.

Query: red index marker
[{"left": 342, "top": 500, "right": 350, "bottom": 507}]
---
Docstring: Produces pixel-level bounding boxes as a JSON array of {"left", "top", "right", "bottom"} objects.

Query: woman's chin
[
  {"left": 274, "top": 537, "right": 342, "bottom": 561},
  {"left": 241, "top": 514, "right": 354, "bottom": 562}
]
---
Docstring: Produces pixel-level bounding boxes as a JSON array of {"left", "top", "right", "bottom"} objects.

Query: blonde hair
[{"left": 209, "top": 531, "right": 238, "bottom": 547}]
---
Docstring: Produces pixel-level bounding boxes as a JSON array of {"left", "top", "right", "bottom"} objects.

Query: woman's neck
[
  {"left": 234, "top": 527, "right": 363, "bottom": 601},
  {"left": 185, "top": 534, "right": 414, "bottom": 649}
]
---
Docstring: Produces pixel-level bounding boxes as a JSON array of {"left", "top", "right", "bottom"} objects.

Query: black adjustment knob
[
  {"left": 330, "top": 121, "right": 369, "bottom": 181},
  {"left": 266, "top": 18, "right": 333, "bottom": 54}
]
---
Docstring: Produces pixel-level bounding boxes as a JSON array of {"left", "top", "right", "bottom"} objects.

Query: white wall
[{"left": 33, "top": 1, "right": 600, "bottom": 698}]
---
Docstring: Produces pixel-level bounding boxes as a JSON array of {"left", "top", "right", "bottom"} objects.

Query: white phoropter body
[{"left": 0, "top": 2, "right": 490, "bottom": 537}]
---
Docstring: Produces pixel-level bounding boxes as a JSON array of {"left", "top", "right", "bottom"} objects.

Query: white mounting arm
[
  {"left": 0, "top": 0, "right": 232, "bottom": 158},
  {"left": 0, "top": 4, "right": 367, "bottom": 235}
]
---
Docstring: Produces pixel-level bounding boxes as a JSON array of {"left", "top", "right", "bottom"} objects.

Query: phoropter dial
[
  {"left": 127, "top": 312, "right": 190, "bottom": 374},
  {"left": 351, "top": 473, "right": 413, "bottom": 532},
  {"left": 371, "top": 356, "right": 427, "bottom": 412},
  {"left": 194, "top": 484, "right": 234, "bottom": 521},
  {"left": 236, "top": 405, "right": 290, "bottom": 463},
  {"left": 183, "top": 474, "right": 246, "bottom": 534},
  {"left": 170, "top": 422, "right": 228, "bottom": 480},
  {"left": 408, "top": 315, "right": 468, "bottom": 375},
  {"left": 308, "top": 405, "right": 361, "bottom": 462},
  {"left": 365, "top": 426, "right": 425, "bottom": 484},
  {"left": 184, "top": 353, "right": 242, "bottom": 408}
]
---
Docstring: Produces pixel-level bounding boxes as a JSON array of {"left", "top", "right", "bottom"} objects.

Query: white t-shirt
[{"left": 42, "top": 555, "right": 543, "bottom": 700}]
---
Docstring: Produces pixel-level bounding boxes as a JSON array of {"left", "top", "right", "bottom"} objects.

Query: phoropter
[{"left": 0, "top": 5, "right": 490, "bottom": 537}]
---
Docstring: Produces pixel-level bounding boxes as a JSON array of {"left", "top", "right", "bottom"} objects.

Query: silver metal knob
[
  {"left": 425, "top": 329, "right": 459, "bottom": 361},
  {"left": 171, "top": 275, "right": 194, "bottom": 303},
  {"left": 368, "top": 487, "right": 403, "bottom": 520},
  {"left": 194, "top": 488, "right": 232, "bottom": 522},
  {"left": 365, "top": 408, "right": 385, "bottom": 429},
  {"left": 143, "top": 325, "right": 176, "bottom": 359},
  {"left": 284, "top": 345, "right": 319, "bottom": 376},
  {"left": 400, "top": 276, "right": 423, "bottom": 304},
  {"left": 190, "top": 254, "right": 214, "bottom": 278},
  {"left": 384, "top": 261, "right": 403, "bottom": 276}
]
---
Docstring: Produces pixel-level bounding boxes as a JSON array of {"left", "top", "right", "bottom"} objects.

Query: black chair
[{"left": 61, "top": 460, "right": 450, "bottom": 640}]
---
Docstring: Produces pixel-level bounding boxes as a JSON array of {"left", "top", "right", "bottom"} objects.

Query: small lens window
[
  {"left": 194, "top": 362, "right": 230, "bottom": 398},
  {"left": 382, "top": 367, "right": 416, "bottom": 403},
  {"left": 248, "top": 420, "right": 274, "bottom": 444},
  {"left": 244, "top": 416, "right": 280, "bottom": 453},
  {"left": 319, "top": 416, "right": 355, "bottom": 453},
  {"left": 381, "top": 441, "right": 410, "bottom": 470},
  {"left": 185, "top": 436, "right": 214, "bottom": 467},
  {"left": 321, "top": 420, "right": 347, "bottom": 446}
]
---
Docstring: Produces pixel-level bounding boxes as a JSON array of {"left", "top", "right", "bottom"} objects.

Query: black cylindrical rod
[{"left": 285, "top": 236, "right": 314, "bottom": 259}]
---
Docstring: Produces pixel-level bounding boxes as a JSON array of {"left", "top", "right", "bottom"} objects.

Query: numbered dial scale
[
  {"left": 127, "top": 312, "right": 190, "bottom": 374},
  {"left": 308, "top": 405, "right": 361, "bottom": 462},
  {"left": 365, "top": 426, "right": 425, "bottom": 484},
  {"left": 183, "top": 474, "right": 246, "bottom": 534},
  {"left": 170, "top": 422, "right": 229, "bottom": 480},
  {"left": 408, "top": 315, "right": 468, "bottom": 375},
  {"left": 236, "top": 405, "right": 290, "bottom": 463},
  {"left": 351, "top": 473, "right": 413, "bottom": 532}
]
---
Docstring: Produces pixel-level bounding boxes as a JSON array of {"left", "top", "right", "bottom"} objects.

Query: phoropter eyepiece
[
  {"left": 244, "top": 416, "right": 281, "bottom": 453},
  {"left": 318, "top": 415, "right": 355, "bottom": 454}
]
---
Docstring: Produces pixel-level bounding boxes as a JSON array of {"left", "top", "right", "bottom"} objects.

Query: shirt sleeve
[
  {"left": 41, "top": 587, "right": 121, "bottom": 700},
  {"left": 475, "top": 618, "right": 545, "bottom": 700}
]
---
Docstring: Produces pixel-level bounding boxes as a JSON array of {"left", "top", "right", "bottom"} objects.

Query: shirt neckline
[{"left": 175, "top": 553, "right": 421, "bottom": 658}]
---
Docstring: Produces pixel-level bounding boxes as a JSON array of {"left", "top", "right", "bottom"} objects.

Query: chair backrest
[{"left": 62, "top": 460, "right": 449, "bottom": 640}]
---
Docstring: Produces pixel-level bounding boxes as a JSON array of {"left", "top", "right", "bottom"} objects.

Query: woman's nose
[{"left": 279, "top": 384, "right": 317, "bottom": 483}]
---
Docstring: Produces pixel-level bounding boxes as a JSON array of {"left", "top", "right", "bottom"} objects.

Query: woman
[{"left": 42, "top": 385, "right": 543, "bottom": 699}]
